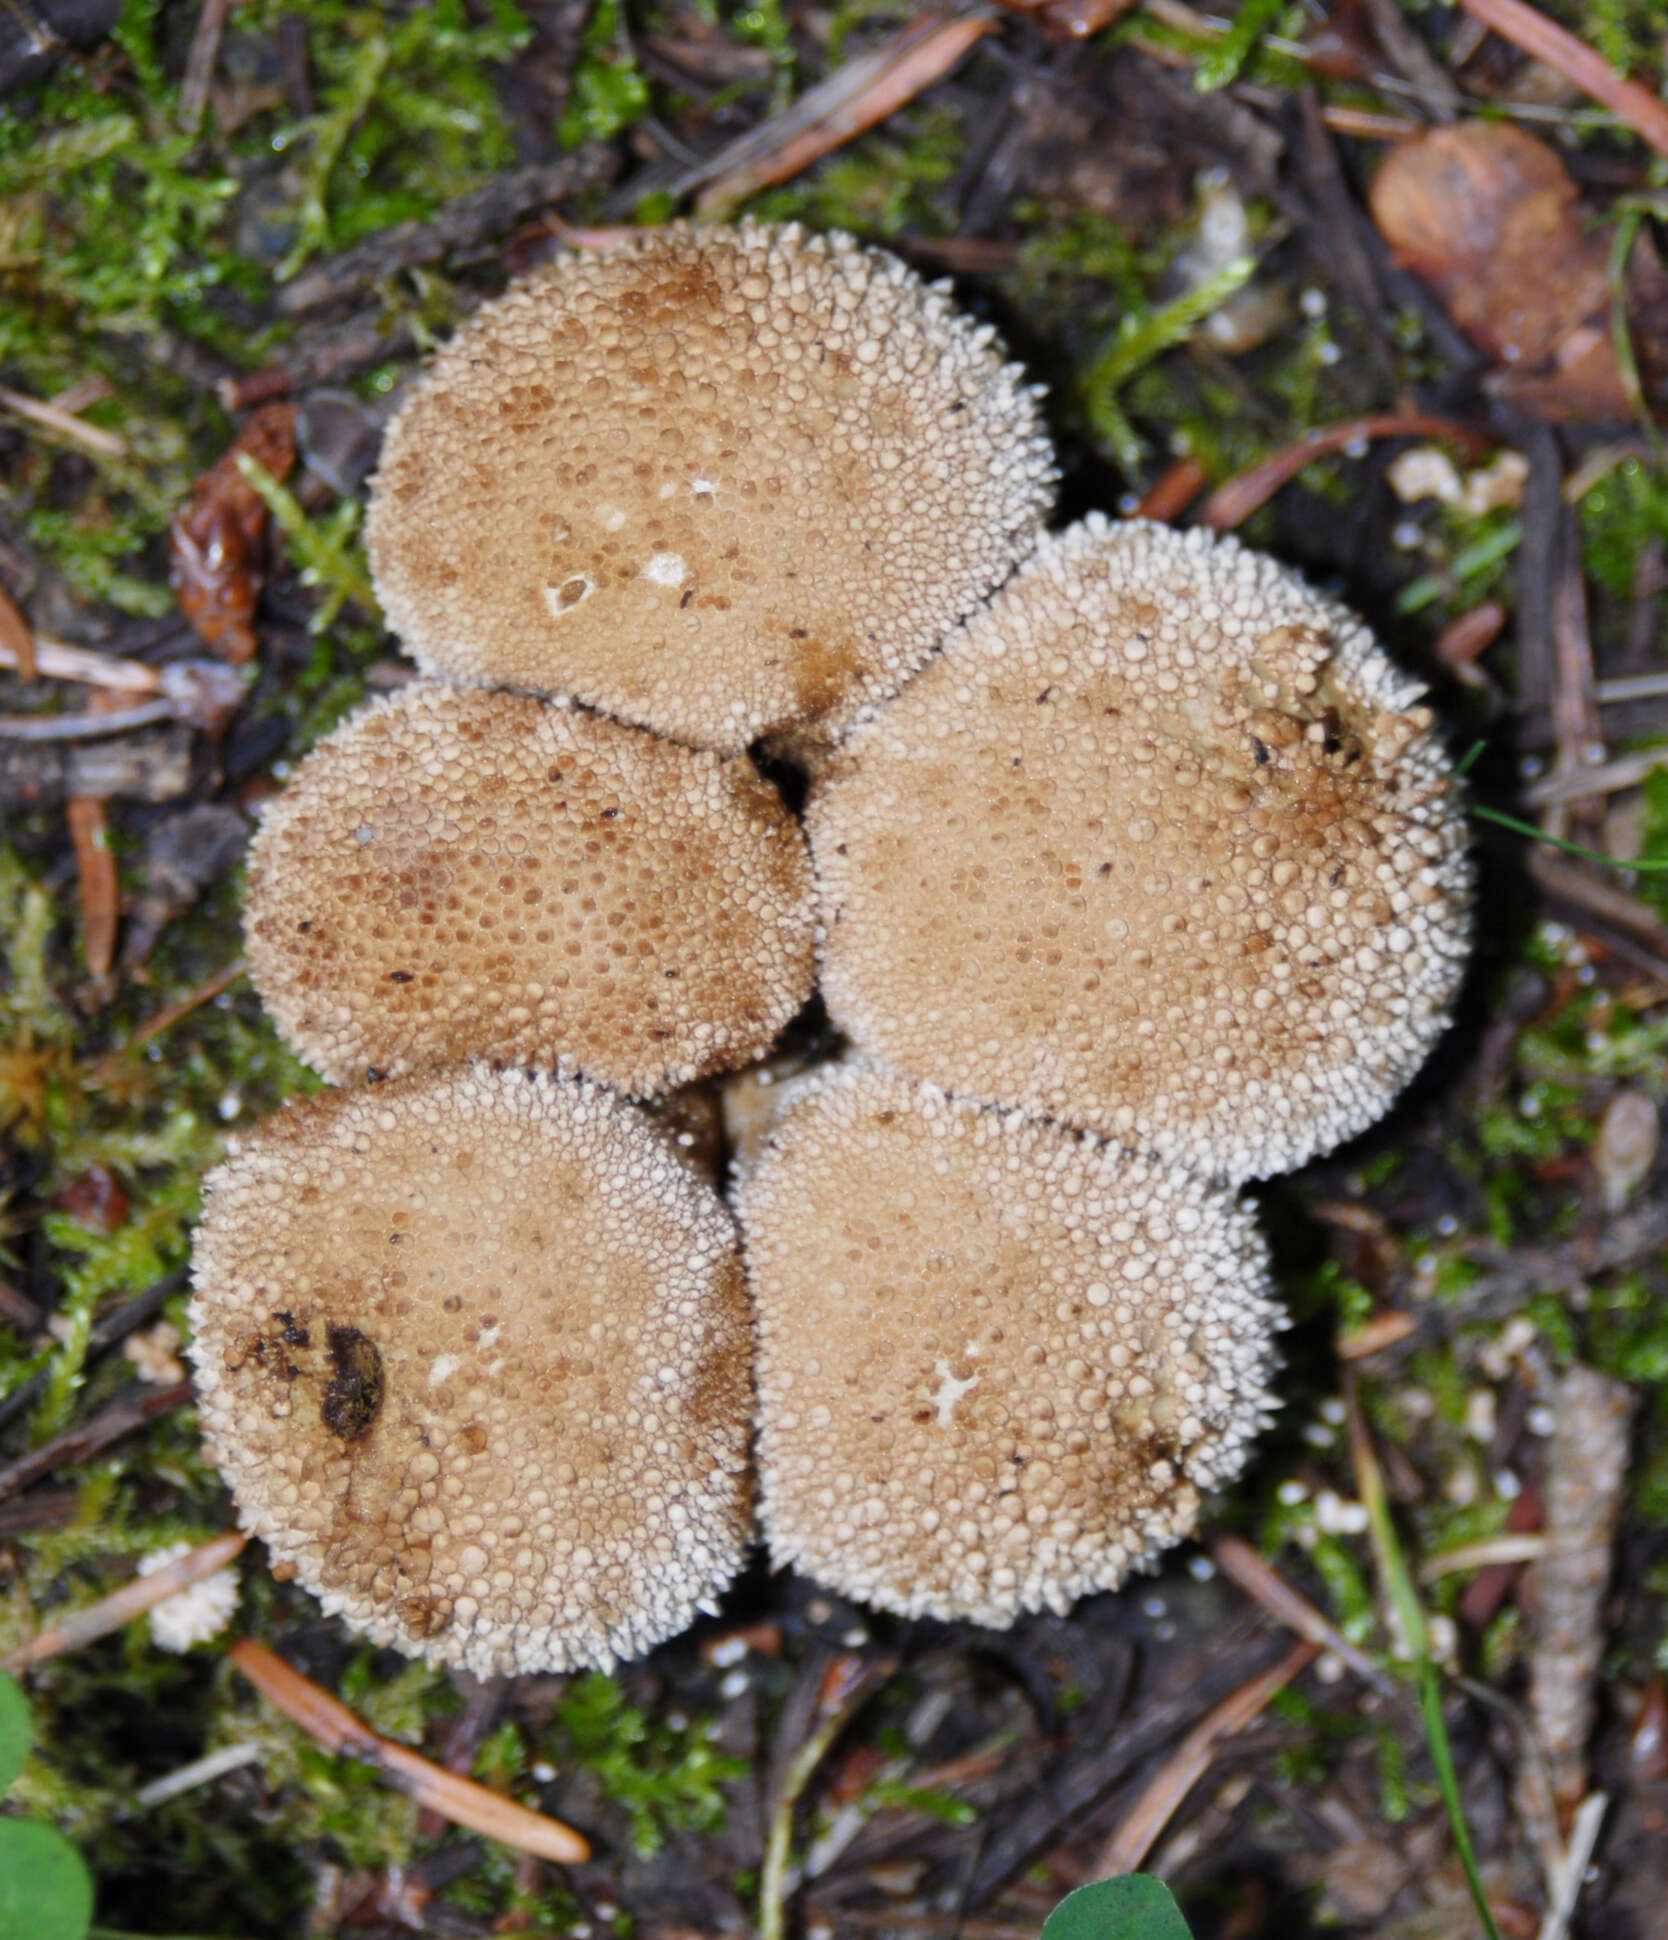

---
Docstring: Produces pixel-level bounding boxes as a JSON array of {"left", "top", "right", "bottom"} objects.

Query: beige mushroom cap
[
  {"left": 739, "top": 1064, "right": 1278, "bottom": 1626},
  {"left": 364, "top": 221, "right": 1055, "bottom": 752},
  {"left": 188, "top": 1066, "right": 754, "bottom": 1676},
  {"left": 812, "top": 517, "right": 1472, "bottom": 1184},
  {"left": 243, "top": 683, "right": 815, "bottom": 1092}
]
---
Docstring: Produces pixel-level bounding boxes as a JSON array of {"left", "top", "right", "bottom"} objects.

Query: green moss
[
  {"left": 550, "top": 1672, "right": 743, "bottom": 1857},
  {"left": 558, "top": 0, "right": 651, "bottom": 147}
]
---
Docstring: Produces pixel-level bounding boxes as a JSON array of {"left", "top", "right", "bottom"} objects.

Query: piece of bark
[
  {"left": 1525, "top": 1363, "right": 1636, "bottom": 1809},
  {"left": 0, "top": 727, "right": 193, "bottom": 807},
  {"left": 275, "top": 150, "right": 615, "bottom": 315}
]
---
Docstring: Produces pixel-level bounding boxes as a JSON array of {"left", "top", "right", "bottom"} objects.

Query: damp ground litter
[{"left": 3, "top": 2, "right": 1668, "bottom": 1936}]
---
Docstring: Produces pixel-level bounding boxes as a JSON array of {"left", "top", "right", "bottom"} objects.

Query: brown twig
[
  {"left": 66, "top": 793, "right": 117, "bottom": 979},
  {"left": 0, "top": 1379, "right": 194, "bottom": 1505},
  {"left": 0, "top": 632, "right": 159, "bottom": 692},
  {"left": 3, "top": 1532, "right": 247, "bottom": 1672},
  {"left": 1210, "top": 1534, "right": 1403, "bottom": 1701},
  {"left": 1456, "top": 0, "right": 1668, "bottom": 160},
  {"left": 275, "top": 151, "right": 616, "bottom": 315},
  {"left": 689, "top": 6, "right": 998, "bottom": 219},
  {"left": 0, "top": 580, "right": 37, "bottom": 683},
  {"left": 90, "top": 958, "right": 249, "bottom": 1077},
  {"left": 1132, "top": 457, "right": 1207, "bottom": 523},
  {"left": 1199, "top": 414, "right": 1489, "bottom": 531},
  {"left": 1092, "top": 1641, "right": 1318, "bottom": 1876},
  {"left": 178, "top": 0, "right": 238, "bottom": 132},
  {"left": 228, "top": 1638, "right": 591, "bottom": 1863}
]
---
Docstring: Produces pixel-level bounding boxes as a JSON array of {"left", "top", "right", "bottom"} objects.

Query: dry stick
[
  {"left": 1535, "top": 1791, "right": 1608, "bottom": 1940},
  {"left": 0, "top": 1378, "right": 193, "bottom": 1505},
  {"left": 758, "top": 1655, "right": 899, "bottom": 1940},
  {"left": 688, "top": 6, "right": 998, "bottom": 218},
  {"left": 1548, "top": 509, "right": 1604, "bottom": 822},
  {"left": 0, "top": 382, "right": 127, "bottom": 459},
  {"left": 1210, "top": 1534, "right": 1403, "bottom": 1703},
  {"left": 178, "top": 0, "right": 238, "bottom": 132},
  {"left": 0, "top": 699, "right": 175, "bottom": 740},
  {"left": 3, "top": 1532, "right": 246, "bottom": 1672},
  {"left": 1198, "top": 414, "right": 1489, "bottom": 532},
  {"left": 1456, "top": 0, "right": 1668, "bottom": 160},
  {"left": 1092, "top": 1640, "right": 1318, "bottom": 1877},
  {"left": 227, "top": 1638, "right": 591, "bottom": 1864},
  {"left": 1524, "top": 744, "right": 1668, "bottom": 805},
  {"left": 0, "top": 633, "right": 160, "bottom": 693},
  {"left": 0, "top": 580, "right": 37, "bottom": 683}
]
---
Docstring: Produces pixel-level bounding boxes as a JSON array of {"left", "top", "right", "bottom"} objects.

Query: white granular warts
[
  {"left": 366, "top": 221, "right": 1055, "bottom": 751},
  {"left": 243, "top": 684, "right": 815, "bottom": 1093},
  {"left": 738, "top": 1064, "right": 1279, "bottom": 1626},
  {"left": 138, "top": 1542, "right": 241, "bottom": 1651},
  {"left": 813, "top": 517, "right": 1472, "bottom": 1183},
  {"left": 189, "top": 1067, "right": 754, "bottom": 1676}
]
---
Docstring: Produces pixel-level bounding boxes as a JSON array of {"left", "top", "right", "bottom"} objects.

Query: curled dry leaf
[
  {"left": 1370, "top": 124, "right": 1630, "bottom": 421},
  {"left": 169, "top": 403, "right": 297, "bottom": 664}
]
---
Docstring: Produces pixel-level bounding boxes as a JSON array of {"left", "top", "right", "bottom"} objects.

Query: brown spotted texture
[
  {"left": 739, "top": 1065, "right": 1278, "bottom": 1625},
  {"left": 365, "top": 221, "right": 1055, "bottom": 752},
  {"left": 812, "top": 518, "right": 1473, "bottom": 1184},
  {"left": 243, "top": 684, "right": 815, "bottom": 1092},
  {"left": 188, "top": 1067, "right": 754, "bottom": 1675}
]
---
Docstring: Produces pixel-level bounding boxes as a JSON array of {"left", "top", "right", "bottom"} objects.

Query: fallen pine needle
[
  {"left": 1211, "top": 1533, "right": 1402, "bottom": 1701},
  {"left": 228, "top": 1638, "right": 591, "bottom": 1864},
  {"left": 1092, "top": 1639, "right": 1318, "bottom": 1876},
  {"left": 1457, "top": 0, "right": 1668, "bottom": 161},
  {"left": 691, "top": 6, "right": 997, "bottom": 218},
  {"left": 0, "top": 382, "right": 128, "bottom": 459},
  {"left": 66, "top": 793, "right": 118, "bottom": 979},
  {"left": 1199, "top": 413, "right": 1489, "bottom": 531},
  {"left": 0, "top": 580, "right": 36, "bottom": 683},
  {"left": 4, "top": 1533, "right": 247, "bottom": 1672},
  {"left": 1419, "top": 1533, "right": 1550, "bottom": 1582}
]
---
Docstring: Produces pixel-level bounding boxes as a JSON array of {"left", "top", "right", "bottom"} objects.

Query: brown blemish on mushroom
[
  {"left": 320, "top": 1326, "right": 383, "bottom": 1441},
  {"left": 188, "top": 1066, "right": 754, "bottom": 1676},
  {"left": 811, "top": 516, "right": 1472, "bottom": 1184},
  {"left": 364, "top": 220, "right": 1056, "bottom": 752}
]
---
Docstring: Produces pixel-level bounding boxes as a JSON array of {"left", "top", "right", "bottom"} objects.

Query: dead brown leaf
[
  {"left": 1370, "top": 123, "right": 1630, "bottom": 420},
  {"left": 168, "top": 402, "right": 297, "bottom": 664}
]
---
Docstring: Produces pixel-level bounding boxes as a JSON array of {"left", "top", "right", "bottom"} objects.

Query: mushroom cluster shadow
[{"left": 188, "top": 220, "right": 1471, "bottom": 1674}]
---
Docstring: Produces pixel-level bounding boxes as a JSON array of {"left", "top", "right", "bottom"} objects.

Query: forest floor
[{"left": 3, "top": 1, "right": 1668, "bottom": 1937}]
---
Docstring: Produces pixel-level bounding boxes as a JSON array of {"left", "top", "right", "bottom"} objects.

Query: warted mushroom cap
[
  {"left": 189, "top": 1067, "right": 753, "bottom": 1676},
  {"left": 739, "top": 1064, "right": 1277, "bottom": 1625},
  {"left": 243, "top": 683, "right": 815, "bottom": 1092},
  {"left": 812, "top": 518, "right": 1472, "bottom": 1183},
  {"left": 365, "top": 221, "right": 1055, "bottom": 752}
]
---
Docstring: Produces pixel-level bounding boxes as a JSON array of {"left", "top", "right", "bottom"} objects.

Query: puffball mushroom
[
  {"left": 243, "top": 682, "right": 815, "bottom": 1092},
  {"left": 364, "top": 220, "right": 1056, "bottom": 753},
  {"left": 188, "top": 1066, "right": 754, "bottom": 1676},
  {"left": 739, "top": 1064, "right": 1278, "bottom": 1625},
  {"left": 812, "top": 517, "right": 1472, "bottom": 1185}
]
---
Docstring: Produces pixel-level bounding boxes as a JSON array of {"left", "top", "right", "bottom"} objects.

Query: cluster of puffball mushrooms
[{"left": 187, "top": 221, "right": 1473, "bottom": 1678}]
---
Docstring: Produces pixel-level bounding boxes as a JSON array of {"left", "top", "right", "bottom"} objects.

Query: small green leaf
[
  {"left": 1040, "top": 1874, "right": 1195, "bottom": 1940},
  {"left": 0, "top": 1819, "right": 94, "bottom": 1940},
  {"left": 0, "top": 1673, "right": 31, "bottom": 1789}
]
